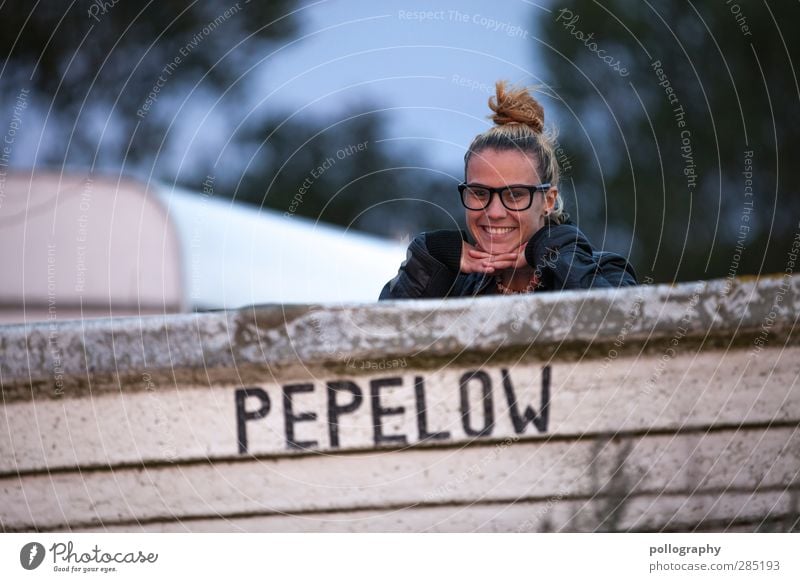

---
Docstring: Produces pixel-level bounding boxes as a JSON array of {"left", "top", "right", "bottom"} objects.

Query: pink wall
[{"left": 0, "top": 171, "right": 183, "bottom": 323}]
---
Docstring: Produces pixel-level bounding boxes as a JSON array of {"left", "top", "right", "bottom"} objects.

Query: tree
[
  {"left": 538, "top": 0, "right": 799, "bottom": 283},
  {"left": 0, "top": 2, "right": 457, "bottom": 238},
  {"left": 0, "top": 1, "right": 299, "bottom": 168},
  {"left": 234, "top": 107, "right": 461, "bottom": 236}
]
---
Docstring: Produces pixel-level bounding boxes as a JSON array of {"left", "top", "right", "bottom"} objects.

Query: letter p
[
  {"left": 235, "top": 388, "right": 271, "bottom": 454},
  {"left": 556, "top": 8, "right": 573, "bottom": 22}
]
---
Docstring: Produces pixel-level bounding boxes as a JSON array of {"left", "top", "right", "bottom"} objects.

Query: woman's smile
[{"left": 479, "top": 225, "right": 518, "bottom": 241}]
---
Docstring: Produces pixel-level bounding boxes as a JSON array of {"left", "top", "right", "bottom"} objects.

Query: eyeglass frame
[{"left": 457, "top": 182, "right": 552, "bottom": 211}]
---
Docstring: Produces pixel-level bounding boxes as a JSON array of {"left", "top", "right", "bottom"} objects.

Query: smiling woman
[{"left": 379, "top": 80, "right": 638, "bottom": 300}]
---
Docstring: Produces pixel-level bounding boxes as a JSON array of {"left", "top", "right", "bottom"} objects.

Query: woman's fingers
[
  {"left": 486, "top": 260, "right": 515, "bottom": 270},
  {"left": 463, "top": 258, "right": 498, "bottom": 274},
  {"left": 485, "top": 252, "right": 519, "bottom": 264},
  {"left": 464, "top": 242, "right": 489, "bottom": 258},
  {"left": 461, "top": 241, "right": 529, "bottom": 273}
]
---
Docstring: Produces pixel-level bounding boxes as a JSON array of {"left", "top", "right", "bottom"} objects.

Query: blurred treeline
[
  {"left": 538, "top": 0, "right": 799, "bottom": 282},
  {"left": 1, "top": 1, "right": 797, "bottom": 283},
  {"left": 0, "top": 1, "right": 459, "bottom": 242}
]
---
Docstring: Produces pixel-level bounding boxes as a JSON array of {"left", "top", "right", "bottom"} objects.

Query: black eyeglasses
[{"left": 458, "top": 183, "right": 551, "bottom": 211}]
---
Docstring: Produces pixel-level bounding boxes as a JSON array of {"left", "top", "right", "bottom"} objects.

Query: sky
[
  {"left": 244, "top": 0, "right": 558, "bottom": 171},
  {"left": 4, "top": 0, "right": 566, "bottom": 198}
]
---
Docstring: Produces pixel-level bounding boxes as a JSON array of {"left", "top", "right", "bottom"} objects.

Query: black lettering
[
  {"left": 501, "top": 366, "right": 550, "bottom": 434},
  {"left": 283, "top": 383, "right": 318, "bottom": 450},
  {"left": 327, "top": 380, "right": 363, "bottom": 448},
  {"left": 235, "top": 387, "right": 270, "bottom": 454},
  {"left": 370, "top": 377, "right": 408, "bottom": 445},
  {"left": 414, "top": 376, "right": 450, "bottom": 441},
  {"left": 459, "top": 370, "right": 494, "bottom": 437}
]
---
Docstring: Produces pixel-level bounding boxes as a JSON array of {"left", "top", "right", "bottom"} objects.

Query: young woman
[{"left": 379, "top": 80, "right": 637, "bottom": 300}]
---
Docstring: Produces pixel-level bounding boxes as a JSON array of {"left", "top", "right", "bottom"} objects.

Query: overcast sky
[
  {"left": 245, "top": 0, "right": 557, "bottom": 170},
  {"left": 4, "top": 1, "right": 564, "bottom": 194}
]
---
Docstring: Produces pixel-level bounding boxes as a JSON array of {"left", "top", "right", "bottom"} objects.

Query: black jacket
[{"left": 379, "top": 220, "right": 638, "bottom": 300}]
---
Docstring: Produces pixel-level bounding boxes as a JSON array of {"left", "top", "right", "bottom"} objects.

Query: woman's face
[{"left": 465, "top": 148, "right": 556, "bottom": 255}]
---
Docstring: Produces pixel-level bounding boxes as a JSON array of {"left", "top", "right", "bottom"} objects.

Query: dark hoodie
[{"left": 379, "top": 219, "right": 638, "bottom": 300}]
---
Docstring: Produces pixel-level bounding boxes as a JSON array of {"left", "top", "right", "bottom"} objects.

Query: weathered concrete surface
[
  {"left": 1, "top": 274, "right": 798, "bottom": 532},
  {"left": 76, "top": 490, "right": 798, "bottom": 533},
  {"left": 2, "top": 427, "right": 798, "bottom": 531},
  {"left": 0, "top": 274, "right": 797, "bottom": 399},
  {"left": 2, "top": 347, "right": 798, "bottom": 473}
]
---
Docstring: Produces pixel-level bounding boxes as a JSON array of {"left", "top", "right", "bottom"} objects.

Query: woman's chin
[
  {"left": 478, "top": 240, "right": 516, "bottom": 255},
  {"left": 471, "top": 229, "right": 525, "bottom": 254}
]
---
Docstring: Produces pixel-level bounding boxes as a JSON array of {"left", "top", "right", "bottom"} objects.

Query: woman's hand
[{"left": 460, "top": 240, "right": 529, "bottom": 274}]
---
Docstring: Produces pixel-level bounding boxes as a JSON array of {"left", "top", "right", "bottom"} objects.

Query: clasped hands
[{"left": 459, "top": 240, "right": 529, "bottom": 275}]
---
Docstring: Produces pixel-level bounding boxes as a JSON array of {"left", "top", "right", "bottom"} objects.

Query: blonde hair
[{"left": 464, "top": 80, "right": 567, "bottom": 224}]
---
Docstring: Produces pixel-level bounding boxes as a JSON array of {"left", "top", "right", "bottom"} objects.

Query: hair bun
[{"left": 488, "top": 80, "right": 544, "bottom": 133}]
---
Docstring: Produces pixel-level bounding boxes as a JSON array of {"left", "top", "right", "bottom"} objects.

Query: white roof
[{"left": 157, "top": 185, "right": 408, "bottom": 308}]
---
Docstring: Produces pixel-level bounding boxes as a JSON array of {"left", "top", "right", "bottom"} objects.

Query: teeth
[{"left": 484, "top": 227, "right": 515, "bottom": 234}]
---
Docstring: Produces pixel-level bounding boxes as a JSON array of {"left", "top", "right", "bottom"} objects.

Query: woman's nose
[{"left": 486, "top": 193, "right": 508, "bottom": 218}]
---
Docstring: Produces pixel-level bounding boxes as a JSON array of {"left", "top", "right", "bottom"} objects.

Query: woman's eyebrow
[{"left": 465, "top": 182, "right": 536, "bottom": 187}]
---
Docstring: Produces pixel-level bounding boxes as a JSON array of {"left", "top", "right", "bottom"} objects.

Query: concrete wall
[{"left": 1, "top": 274, "right": 798, "bottom": 532}]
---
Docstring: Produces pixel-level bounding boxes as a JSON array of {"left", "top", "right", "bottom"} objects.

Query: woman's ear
[{"left": 546, "top": 187, "right": 558, "bottom": 213}]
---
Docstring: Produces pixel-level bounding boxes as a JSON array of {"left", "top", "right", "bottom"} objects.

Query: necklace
[{"left": 495, "top": 273, "right": 540, "bottom": 295}]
